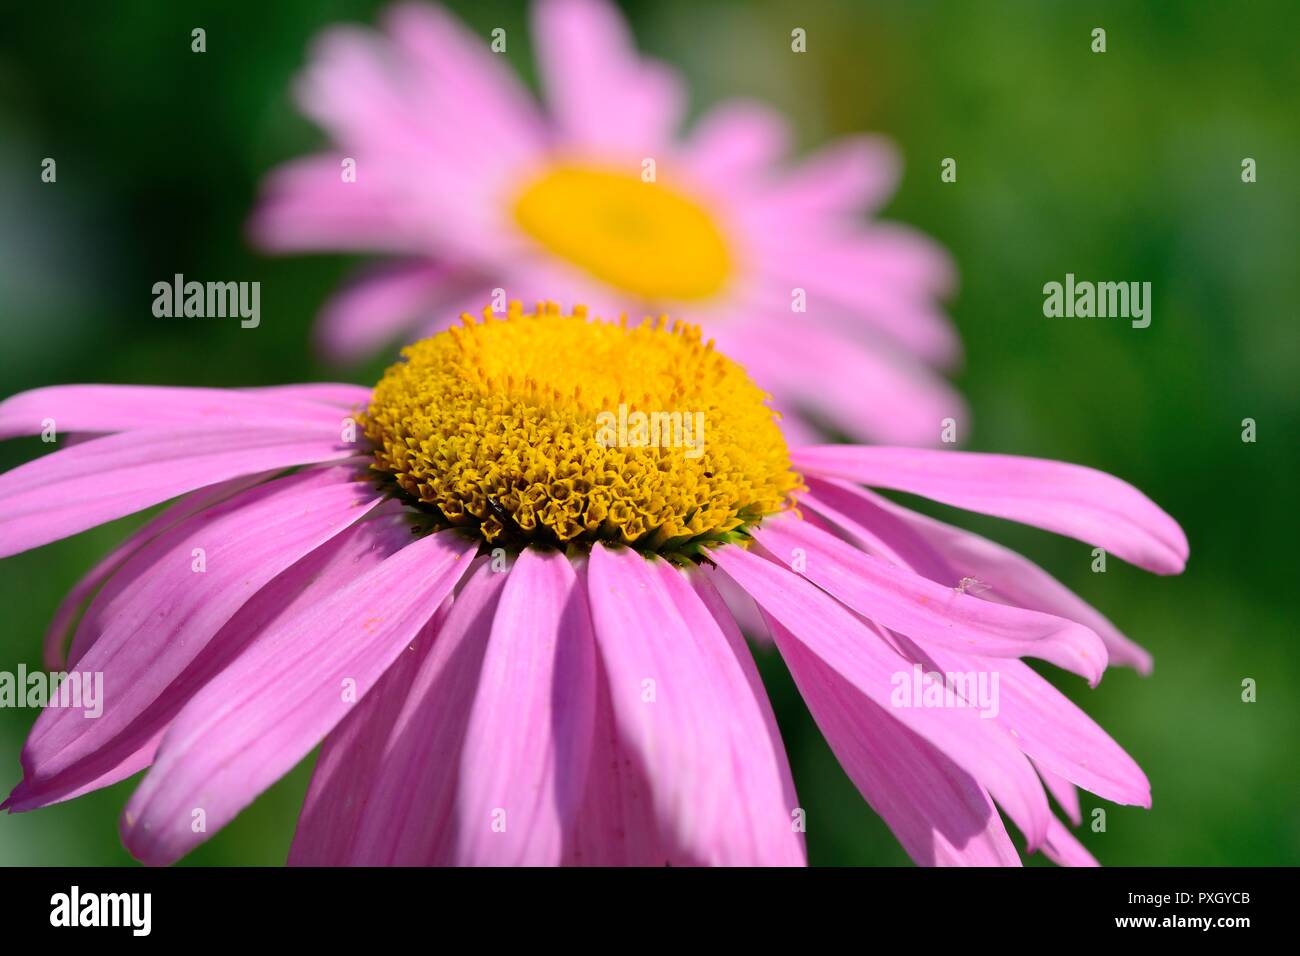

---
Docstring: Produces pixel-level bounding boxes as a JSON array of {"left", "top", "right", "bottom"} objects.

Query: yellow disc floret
[
  {"left": 362, "top": 302, "right": 799, "bottom": 555},
  {"left": 513, "top": 164, "right": 733, "bottom": 301}
]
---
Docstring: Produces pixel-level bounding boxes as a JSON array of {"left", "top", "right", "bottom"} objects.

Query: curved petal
[
  {"left": 760, "top": 239, "right": 961, "bottom": 368},
  {"left": 120, "top": 528, "right": 478, "bottom": 865},
  {"left": 41, "top": 472, "right": 271, "bottom": 669},
  {"left": 697, "top": 562, "right": 772, "bottom": 645},
  {"left": 680, "top": 99, "right": 790, "bottom": 186},
  {"left": 0, "top": 384, "right": 352, "bottom": 441},
  {"left": 10, "top": 510, "right": 410, "bottom": 814},
  {"left": 779, "top": 631, "right": 1020, "bottom": 866},
  {"left": 0, "top": 428, "right": 356, "bottom": 559},
  {"left": 794, "top": 482, "right": 1152, "bottom": 806},
  {"left": 289, "top": 27, "right": 515, "bottom": 259},
  {"left": 383, "top": 1, "right": 546, "bottom": 156},
  {"left": 247, "top": 153, "right": 423, "bottom": 255},
  {"left": 532, "top": 0, "right": 684, "bottom": 152},
  {"left": 752, "top": 513, "right": 1108, "bottom": 684},
  {"left": 688, "top": 571, "right": 802, "bottom": 822},
  {"left": 1037, "top": 762, "right": 1083, "bottom": 826},
  {"left": 813, "top": 223, "right": 958, "bottom": 298},
  {"left": 3, "top": 735, "right": 159, "bottom": 814},
  {"left": 803, "top": 477, "right": 1154, "bottom": 673},
  {"left": 717, "top": 317, "right": 966, "bottom": 447},
  {"left": 586, "top": 545, "right": 806, "bottom": 865},
  {"left": 454, "top": 548, "right": 597, "bottom": 865},
  {"left": 238, "top": 383, "right": 372, "bottom": 409},
  {"left": 292, "top": 559, "right": 505, "bottom": 866},
  {"left": 1042, "top": 817, "right": 1100, "bottom": 867},
  {"left": 753, "top": 135, "right": 900, "bottom": 220},
  {"left": 287, "top": 635, "right": 431, "bottom": 866},
  {"left": 709, "top": 543, "right": 1050, "bottom": 850},
  {"left": 312, "top": 261, "right": 452, "bottom": 363},
  {"left": 561, "top": 636, "right": 681, "bottom": 866},
  {"left": 889, "top": 630, "right": 1151, "bottom": 808},
  {"left": 792, "top": 445, "right": 1188, "bottom": 574},
  {"left": 20, "top": 468, "right": 383, "bottom": 788}
]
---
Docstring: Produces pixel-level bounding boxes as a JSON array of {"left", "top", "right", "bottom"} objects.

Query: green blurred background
[{"left": 1, "top": 0, "right": 1296, "bottom": 865}]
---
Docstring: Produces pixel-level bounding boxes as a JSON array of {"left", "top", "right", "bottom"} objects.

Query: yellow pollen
[
  {"left": 512, "top": 164, "right": 733, "bottom": 302},
  {"left": 361, "top": 302, "right": 799, "bottom": 555}
]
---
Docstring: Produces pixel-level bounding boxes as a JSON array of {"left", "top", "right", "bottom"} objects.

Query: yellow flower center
[
  {"left": 512, "top": 164, "right": 733, "bottom": 302},
  {"left": 362, "top": 303, "right": 798, "bottom": 556}
]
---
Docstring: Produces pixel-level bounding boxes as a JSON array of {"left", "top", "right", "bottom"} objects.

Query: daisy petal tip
[
  {"left": 1161, "top": 545, "right": 1189, "bottom": 577},
  {"left": 118, "top": 808, "right": 172, "bottom": 868}
]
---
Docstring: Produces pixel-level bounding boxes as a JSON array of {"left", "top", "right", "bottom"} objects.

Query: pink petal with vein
[
  {"left": 120, "top": 529, "right": 477, "bottom": 865},
  {"left": 794, "top": 445, "right": 1188, "bottom": 574}
]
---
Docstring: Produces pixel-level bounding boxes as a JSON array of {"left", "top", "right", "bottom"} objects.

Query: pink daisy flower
[
  {"left": 249, "top": 0, "right": 963, "bottom": 447},
  {"left": 0, "top": 304, "right": 1184, "bottom": 867}
]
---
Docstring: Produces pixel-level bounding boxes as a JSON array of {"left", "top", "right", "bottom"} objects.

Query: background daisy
[{"left": 249, "top": 0, "right": 964, "bottom": 446}]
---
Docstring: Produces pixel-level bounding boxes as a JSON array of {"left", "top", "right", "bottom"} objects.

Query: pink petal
[
  {"left": 709, "top": 544, "right": 1050, "bottom": 849},
  {"left": 752, "top": 513, "right": 1108, "bottom": 684},
  {"left": 562, "top": 631, "right": 681, "bottom": 865},
  {"left": 718, "top": 317, "right": 966, "bottom": 447},
  {"left": 292, "top": 559, "right": 506, "bottom": 865},
  {"left": 1041, "top": 817, "right": 1100, "bottom": 867},
  {"left": 793, "top": 445, "right": 1189, "bottom": 575},
  {"left": 454, "top": 548, "right": 597, "bottom": 865},
  {"left": 697, "top": 562, "right": 772, "bottom": 645},
  {"left": 3, "top": 733, "right": 160, "bottom": 813},
  {"left": 563, "top": 554, "right": 684, "bottom": 866},
  {"left": 12, "top": 510, "right": 410, "bottom": 814},
  {"left": 0, "top": 384, "right": 352, "bottom": 441},
  {"left": 288, "top": 598, "right": 448, "bottom": 865},
  {"left": 804, "top": 224, "right": 958, "bottom": 298},
  {"left": 292, "top": 29, "right": 431, "bottom": 165},
  {"left": 688, "top": 571, "right": 802, "bottom": 819},
  {"left": 680, "top": 99, "right": 791, "bottom": 186},
  {"left": 382, "top": 2, "right": 546, "bottom": 157},
  {"left": 120, "top": 528, "right": 478, "bottom": 865},
  {"left": 0, "top": 428, "right": 356, "bottom": 559},
  {"left": 532, "top": 0, "right": 684, "bottom": 153},
  {"left": 892, "top": 631, "right": 1152, "bottom": 808},
  {"left": 239, "top": 383, "right": 372, "bottom": 409},
  {"left": 41, "top": 472, "right": 270, "bottom": 669},
  {"left": 313, "top": 261, "right": 453, "bottom": 363},
  {"left": 788, "top": 486, "right": 1152, "bottom": 806},
  {"left": 1037, "top": 762, "right": 1083, "bottom": 826},
  {"left": 287, "top": 7, "right": 543, "bottom": 261},
  {"left": 585, "top": 544, "right": 806, "bottom": 866},
  {"left": 20, "top": 468, "right": 383, "bottom": 788},
  {"left": 248, "top": 154, "right": 423, "bottom": 255},
  {"left": 778, "top": 632, "right": 1020, "bottom": 866},
  {"left": 803, "top": 477, "right": 1153, "bottom": 673},
  {"left": 755, "top": 135, "right": 901, "bottom": 220},
  {"left": 760, "top": 238, "right": 961, "bottom": 367}
]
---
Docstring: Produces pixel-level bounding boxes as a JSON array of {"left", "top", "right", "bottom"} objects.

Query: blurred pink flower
[{"left": 250, "top": 0, "right": 964, "bottom": 446}]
